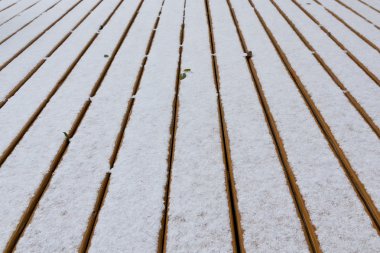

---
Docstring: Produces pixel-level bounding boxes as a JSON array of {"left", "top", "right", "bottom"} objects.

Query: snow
[
  {"left": 0, "top": 0, "right": 143, "bottom": 250},
  {"left": 273, "top": 0, "right": 380, "bottom": 129},
  {"left": 255, "top": 0, "right": 380, "bottom": 212},
  {"left": 0, "top": 0, "right": 112, "bottom": 157},
  {"left": 208, "top": 0, "right": 310, "bottom": 252},
  {"left": 361, "top": 0, "right": 380, "bottom": 10},
  {"left": 14, "top": 0, "right": 163, "bottom": 251},
  {"left": 295, "top": 0, "right": 380, "bottom": 79},
  {"left": 337, "top": 0, "right": 380, "bottom": 26},
  {"left": 0, "top": 0, "right": 79, "bottom": 65},
  {"left": 0, "top": 0, "right": 100, "bottom": 101},
  {"left": 0, "top": 0, "right": 39, "bottom": 25},
  {"left": 165, "top": 0, "right": 233, "bottom": 251},
  {"left": 317, "top": 0, "right": 380, "bottom": 47},
  {"left": 0, "top": 0, "right": 379, "bottom": 251},
  {"left": 88, "top": 0, "right": 185, "bottom": 251},
  {"left": 0, "top": 0, "right": 20, "bottom": 11},
  {"left": 0, "top": 0, "right": 61, "bottom": 42},
  {"left": 231, "top": 0, "right": 380, "bottom": 252}
]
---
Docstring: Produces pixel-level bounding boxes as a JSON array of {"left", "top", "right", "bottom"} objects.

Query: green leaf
[
  {"left": 180, "top": 73, "right": 186, "bottom": 80},
  {"left": 184, "top": 68, "right": 191, "bottom": 72},
  {"left": 63, "top": 132, "right": 70, "bottom": 143}
]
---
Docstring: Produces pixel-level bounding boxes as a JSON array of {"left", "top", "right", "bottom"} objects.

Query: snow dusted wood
[
  {"left": 334, "top": 0, "right": 380, "bottom": 26},
  {"left": 294, "top": 0, "right": 380, "bottom": 81},
  {"left": 0, "top": 0, "right": 62, "bottom": 42},
  {"left": 317, "top": 0, "right": 380, "bottom": 45},
  {"left": 0, "top": 0, "right": 117, "bottom": 160},
  {"left": 165, "top": 0, "right": 233, "bottom": 251},
  {"left": 0, "top": 0, "right": 378, "bottom": 251},
  {"left": 254, "top": 0, "right": 380, "bottom": 223},
  {"left": 0, "top": 0, "right": 20, "bottom": 13},
  {"left": 0, "top": 0, "right": 143, "bottom": 250},
  {"left": 88, "top": 0, "right": 186, "bottom": 251},
  {"left": 208, "top": 0, "right": 311, "bottom": 252},
  {"left": 0, "top": 0, "right": 81, "bottom": 66},
  {"left": 0, "top": 0, "right": 101, "bottom": 103},
  {"left": 231, "top": 0, "right": 380, "bottom": 251},
  {"left": 0, "top": 0, "right": 39, "bottom": 25},
  {"left": 271, "top": 0, "right": 380, "bottom": 131},
  {"left": 13, "top": 0, "right": 163, "bottom": 251}
]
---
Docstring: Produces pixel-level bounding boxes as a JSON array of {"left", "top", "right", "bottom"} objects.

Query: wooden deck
[{"left": 0, "top": 0, "right": 379, "bottom": 252}]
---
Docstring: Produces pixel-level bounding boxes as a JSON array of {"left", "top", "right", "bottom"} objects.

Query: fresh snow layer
[
  {"left": 337, "top": 0, "right": 380, "bottom": 26},
  {"left": 14, "top": 0, "right": 163, "bottom": 251},
  {"left": 0, "top": 0, "right": 20, "bottom": 11},
  {"left": 295, "top": 0, "right": 380, "bottom": 78},
  {"left": 256, "top": 0, "right": 380, "bottom": 212},
  {"left": 0, "top": 0, "right": 61, "bottom": 42},
  {"left": 0, "top": 0, "right": 100, "bottom": 101},
  {"left": 0, "top": 0, "right": 78, "bottom": 65},
  {"left": 0, "top": 0, "right": 112, "bottom": 157},
  {"left": 88, "top": 0, "right": 185, "bottom": 251},
  {"left": 273, "top": 0, "right": 380, "bottom": 127},
  {"left": 0, "top": 0, "right": 143, "bottom": 250},
  {"left": 165, "top": 0, "right": 233, "bottom": 252},
  {"left": 0, "top": 0, "right": 39, "bottom": 25},
  {"left": 361, "top": 0, "right": 380, "bottom": 10},
  {"left": 0, "top": 0, "right": 378, "bottom": 251},
  {"left": 318, "top": 0, "right": 380, "bottom": 47},
  {"left": 231, "top": 0, "right": 380, "bottom": 252},
  {"left": 208, "top": 0, "right": 310, "bottom": 252}
]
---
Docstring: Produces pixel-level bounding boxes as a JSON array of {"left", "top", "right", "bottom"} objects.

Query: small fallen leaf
[
  {"left": 63, "top": 132, "right": 70, "bottom": 142},
  {"left": 184, "top": 68, "right": 191, "bottom": 72},
  {"left": 180, "top": 73, "right": 186, "bottom": 80}
]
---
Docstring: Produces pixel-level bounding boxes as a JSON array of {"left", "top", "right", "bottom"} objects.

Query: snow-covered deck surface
[{"left": 0, "top": 0, "right": 379, "bottom": 252}]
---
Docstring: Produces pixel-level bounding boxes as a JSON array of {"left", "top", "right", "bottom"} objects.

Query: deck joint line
[
  {"left": 250, "top": 0, "right": 380, "bottom": 235},
  {"left": 78, "top": 172, "right": 111, "bottom": 253},
  {"left": 0, "top": 0, "right": 86, "bottom": 70},
  {"left": 80, "top": 1, "right": 167, "bottom": 251},
  {"left": 290, "top": 0, "right": 380, "bottom": 85},
  {"left": 0, "top": 0, "right": 40, "bottom": 27},
  {"left": 108, "top": 1, "right": 166, "bottom": 170},
  {"left": 333, "top": 0, "right": 380, "bottom": 29},
  {"left": 269, "top": 0, "right": 380, "bottom": 138},
  {"left": 205, "top": 0, "right": 246, "bottom": 252},
  {"left": 357, "top": 0, "right": 380, "bottom": 13},
  {"left": 0, "top": 0, "right": 112, "bottom": 166},
  {"left": 2, "top": 0, "right": 147, "bottom": 250},
  {"left": 0, "top": 0, "right": 63, "bottom": 44},
  {"left": 228, "top": 0, "right": 322, "bottom": 252},
  {"left": 0, "top": 2, "right": 17, "bottom": 13},
  {"left": 312, "top": 0, "right": 380, "bottom": 53},
  {"left": 158, "top": 1, "right": 186, "bottom": 252}
]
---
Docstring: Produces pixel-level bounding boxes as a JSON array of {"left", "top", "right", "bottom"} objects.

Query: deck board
[{"left": 0, "top": 0, "right": 379, "bottom": 252}]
